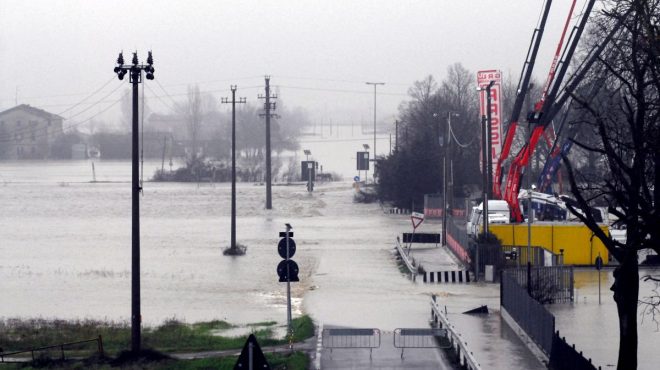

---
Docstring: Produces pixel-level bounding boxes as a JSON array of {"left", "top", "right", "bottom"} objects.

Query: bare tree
[
  {"left": 180, "top": 85, "right": 204, "bottom": 159},
  {"left": 562, "top": 1, "right": 660, "bottom": 368}
]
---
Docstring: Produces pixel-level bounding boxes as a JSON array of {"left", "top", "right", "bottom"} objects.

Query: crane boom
[
  {"left": 493, "top": 0, "right": 554, "bottom": 199},
  {"left": 505, "top": 0, "right": 596, "bottom": 222}
]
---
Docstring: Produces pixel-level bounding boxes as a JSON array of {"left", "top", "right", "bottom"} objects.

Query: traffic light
[{"left": 277, "top": 229, "right": 299, "bottom": 282}]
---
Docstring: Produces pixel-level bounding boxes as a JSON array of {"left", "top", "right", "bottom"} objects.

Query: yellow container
[{"left": 487, "top": 223, "right": 609, "bottom": 266}]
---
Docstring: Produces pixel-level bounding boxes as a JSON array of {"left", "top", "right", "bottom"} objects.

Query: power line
[
  {"left": 145, "top": 83, "right": 177, "bottom": 114},
  {"left": 0, "top": 91, "right": 127, "bottom": 143},
  {"left": 56, "top": 76, "right": 119, "bottom": 116},
  {"left": 274, "top": 75, "right": 410, "bottom": 87},
  {"left": 0, "top": 84, "right": 125, "bottom": 140},
  {"left": 277, "top": 84, "right": 408, "bottom": 97}
]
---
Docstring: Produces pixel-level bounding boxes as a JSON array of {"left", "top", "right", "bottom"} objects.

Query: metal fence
[
  {"left": 393, "top": 328, "right": 451, "bottom": 359},
  {"left": 506, "top": 266, "right": 574, "bottom": 303},
  {"left": 471, "top": 244, "right": 561, "bottom": 282},
  {"left": 549, "top": 331, "right": 601, "bottom": 370},
  {"left": 322, "top": 328, "right": 381, "bottom": 357},
  {"left": 0, "top": 336, "right": 104, "bottom": 363},
  {"left": 446, "top": 215, "right": 471, "bottom": 265},
  {"left": 501, "top": 272, "right": 555, "bottom": 357}
]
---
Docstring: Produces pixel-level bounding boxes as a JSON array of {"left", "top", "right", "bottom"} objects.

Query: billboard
[{"left": 477, "top": 70, "right": 503, "bottom": 180}]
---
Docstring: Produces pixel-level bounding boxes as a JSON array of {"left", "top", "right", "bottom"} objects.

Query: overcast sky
[{"left": 0, "top": 0, "right": 584, "bottom": 130}]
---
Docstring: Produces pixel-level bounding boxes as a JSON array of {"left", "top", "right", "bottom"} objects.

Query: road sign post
[
  {"left": 407, "top": 212, "right": 425, "bottom": 254},
  {"left": 595, "top": 253, "right": 603, "bottom": 305},
  {"left": 277, "top": 224, "right": 298, "bottom": 344}
]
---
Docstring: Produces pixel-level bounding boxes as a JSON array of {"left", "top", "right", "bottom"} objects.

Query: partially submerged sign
[
  {"left": 234, "top": 334, "right": 270, "bottom": 369},
  {"left": 411, "top": 212, "right": 425, "bottom": 230},
  {"left": 402, "top": 233, "right": 440, "bottom": 244}
]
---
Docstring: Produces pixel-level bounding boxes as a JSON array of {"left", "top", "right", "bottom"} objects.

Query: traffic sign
[
  {"left": 234, "top": 334, "right": 271, "bottom": 369},
  {"left": 277, "top": 260, "right": 299, "bottom": 282},
  {"left": 354, "top": 176, "right": 360, "bottom": 182},
  {"left": 411, "top": 212, "right": 425, "bottom": 229},
  {"left": 278, "top": 238, "right": 296, "bottom": 259}
]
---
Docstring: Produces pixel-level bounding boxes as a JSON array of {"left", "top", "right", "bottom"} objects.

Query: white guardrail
[
  {"left": 395, "top": 238, "right": 417, "bottom": 276},
  {"left": 430, "top": 295, "right": 482, "bottom": 370}
]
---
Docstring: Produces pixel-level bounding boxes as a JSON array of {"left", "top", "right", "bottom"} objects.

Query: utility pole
[
  {"left": 161, "top": 135, "right": 167, "bottom": 174},
  {"left": 259, "top": 76, "right": 278, "bottom": 210},
  {"left": 443, "top": 112, "right": 459, "bottom": 247},
  {"left": 222, "top": 86, "right": 246, "bottom": 253},
  {"left": 113, "top": 50, "right": 154, "bottom": 354},
  {"left": 366, "top": 82, "right": 384, "bottom": 175},
  {"left": 395, "top": 120, "right": 399, "bottom": 153}
]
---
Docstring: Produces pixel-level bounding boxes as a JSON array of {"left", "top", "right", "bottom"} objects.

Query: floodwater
[
  {"left": 0, "top": 159, "right": 424, "bottom": 328},
  {"left": 548, "top": 268, "right": 660, "bottom": 370},
  {"left": 0, "top": 159, "right": 545, "bottom": 369},
  {"left": 4, "top": 124, "right": 656, "bottom": 369}
]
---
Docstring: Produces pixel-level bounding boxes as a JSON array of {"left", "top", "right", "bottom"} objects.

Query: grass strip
[{"left": 0, "top": 315, "right": 315, "bottom": 355}]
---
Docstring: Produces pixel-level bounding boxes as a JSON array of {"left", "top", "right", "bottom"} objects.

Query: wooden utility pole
[
  {"left": 259, "top": 76, "right": 278, "bottom": 209},
  {"left": 222, "top": 86, "right": 246, "bottom": 252}
]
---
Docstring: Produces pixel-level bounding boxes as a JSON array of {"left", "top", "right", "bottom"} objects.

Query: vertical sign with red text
[{"left": 477, "top": 70, "right": 503, "bottom": 183}]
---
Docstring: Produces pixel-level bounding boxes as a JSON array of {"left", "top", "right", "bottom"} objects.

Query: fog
[{"left": 1, "top": 0, "right": 580, "bottom": 131}]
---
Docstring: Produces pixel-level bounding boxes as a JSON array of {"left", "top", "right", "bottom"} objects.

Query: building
[{"left": 0, "top": 104, "right": 64, "bottom": 159}]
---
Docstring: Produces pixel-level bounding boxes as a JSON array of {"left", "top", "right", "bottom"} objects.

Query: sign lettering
[{"left": 477, "top": 69, "right": 504, "bottom": 186}]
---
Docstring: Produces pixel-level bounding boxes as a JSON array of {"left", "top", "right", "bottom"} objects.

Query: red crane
[{"left": 496, "top": 0, "right": 599, "bottom": 222}]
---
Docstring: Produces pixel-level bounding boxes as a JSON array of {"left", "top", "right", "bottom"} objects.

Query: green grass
[
  {"left": 289, "top": 315, "right": 314, "bottom": 343},
  {"left": 0, "top": 315, "right": 315, "bottom": 356}
]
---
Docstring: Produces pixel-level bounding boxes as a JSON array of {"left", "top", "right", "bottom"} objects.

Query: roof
[{"left": 0, "top": 104, "right": 65, "bottom": 121}]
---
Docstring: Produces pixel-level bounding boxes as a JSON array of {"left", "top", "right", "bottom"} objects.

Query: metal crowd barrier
[
  {"left": 393, "top": 328, "right": 451, "bottom": 358},
  {"left": 322, "top": 328, "right": 381, "bottom": 358}
]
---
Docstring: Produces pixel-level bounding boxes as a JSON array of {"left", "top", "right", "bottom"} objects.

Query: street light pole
[
  {"left": 113, "top": 51, "right": 155, "bottom": 354},
  {"left": 366, "top": 82, "right": 384, "bottom": 176},
  {"left": 481, "top": 114, "right": 489, "bottom": 237},
  {"left": 485, "top": 80, "right": 495, "bottom": 199}
]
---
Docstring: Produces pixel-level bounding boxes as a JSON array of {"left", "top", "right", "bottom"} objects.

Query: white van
[{"left": 467, "top": 200, "right": 510, "bottom": 237}]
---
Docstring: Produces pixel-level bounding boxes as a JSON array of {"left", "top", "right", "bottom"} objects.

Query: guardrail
[
  {"left": 395, "top": 238, "right": 417, "bottom": 276},
  {"left": 0, "top": 336, "right": 104, "bottom": 363},
  {"left": 393, "top": 328, "right": 451, "bottom": 359},
  {"left": 321, "top": 328, "right": 381, "bottom": 358},
  {"left": 430, "top": 296, "right": 481, "bottom": 370}
]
